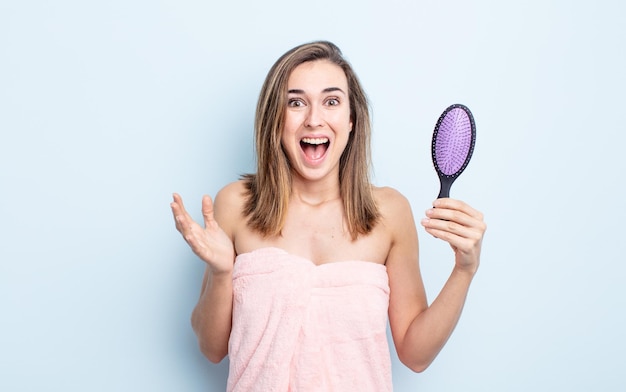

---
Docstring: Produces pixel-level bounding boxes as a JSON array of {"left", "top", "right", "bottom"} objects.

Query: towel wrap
[{"left": 227, "top": 247, "right": 392, "bottom": 391}]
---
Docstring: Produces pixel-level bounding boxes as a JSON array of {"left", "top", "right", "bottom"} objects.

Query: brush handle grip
[{"left": 437, "top": 176, "right": 456, "bottom": 199}]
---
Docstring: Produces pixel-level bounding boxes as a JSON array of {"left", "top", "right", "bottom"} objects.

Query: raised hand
[
  {"left": 421, "top": 198, "right": 486, "bottom": 273},
  {"left": 171, "top": 193, "right": 235, "bottom": 275}
]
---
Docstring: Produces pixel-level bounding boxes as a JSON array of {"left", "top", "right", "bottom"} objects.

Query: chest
[{"left": 236, "top": 203, "right": 391, "bottom": 265}]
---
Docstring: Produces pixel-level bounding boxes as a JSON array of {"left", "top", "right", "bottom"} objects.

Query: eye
[
  {"left": 288, "top": 98, "right": 305, "bottom": 107},
  {"left": 326, "top": 98, "right": 340, "bottom": 106}
]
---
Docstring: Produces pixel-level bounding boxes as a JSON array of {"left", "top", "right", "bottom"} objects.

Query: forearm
[
  {"left": 191, "top": 269, "right": 233, "bottom": 363},
  {"left": 400, "top": 266, "right": 476, "bottom": 372}
]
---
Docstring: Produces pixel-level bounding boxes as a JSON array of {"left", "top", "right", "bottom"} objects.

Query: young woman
[{"left": 171, "top": 41, "right": 486, "bottom": 391}]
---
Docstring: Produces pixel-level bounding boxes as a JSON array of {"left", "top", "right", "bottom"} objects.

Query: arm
[
  {"left": 386, "top": 194, "right": 486, "bottom": 372},
  {"left": 170, "top": 187, "right": 238, "bottom": 363},
  {"left": 191, "top": 266, "right": 233, "bottom": 363}
]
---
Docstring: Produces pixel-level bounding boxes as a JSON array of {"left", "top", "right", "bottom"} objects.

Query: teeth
[{"left": 301, "top": 137, "right": 329, "bottom": 145}]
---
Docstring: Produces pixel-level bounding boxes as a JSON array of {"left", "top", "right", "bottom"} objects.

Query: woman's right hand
[{"left": 171, "top": 193, "right": 235, "bottom": 275}]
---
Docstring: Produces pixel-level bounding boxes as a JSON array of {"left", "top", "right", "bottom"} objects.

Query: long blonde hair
[{"left": 242, "top": 41, "right": 379, "bottom": 239}]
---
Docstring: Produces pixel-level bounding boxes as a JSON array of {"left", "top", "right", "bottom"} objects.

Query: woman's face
[{"left": 281, "top": 60, "right": 353, "bottom": 184}]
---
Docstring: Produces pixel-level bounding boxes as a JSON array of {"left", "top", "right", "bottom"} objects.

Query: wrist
[
  {"left": 452, "top": 261, "right": 479, "bottom": 278},
  {"left": 203, "top": 268, "right": 233, "bottom": 296},
  {"left": 209, "top": 268, "right": 233, "bottom": 281}
]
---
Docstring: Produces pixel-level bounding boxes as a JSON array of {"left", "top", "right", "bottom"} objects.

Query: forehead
[{"left": 287, "top": 60, "right": 348, "bottom": 91}]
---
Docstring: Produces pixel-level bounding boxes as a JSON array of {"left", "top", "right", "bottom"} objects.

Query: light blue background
[{"left": 2, "top": 0, "right": 625, "bottom": 391}]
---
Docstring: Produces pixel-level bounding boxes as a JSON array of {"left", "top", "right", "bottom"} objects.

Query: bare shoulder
[
  {"left": 214, "top": 180, "right": 247, "bottom": 207},
  {"left": 213, "top": 180, "right": 248, "bottom": 235},
  {"left": 373, "top": 186, "right": 413, "bottom": 222}
]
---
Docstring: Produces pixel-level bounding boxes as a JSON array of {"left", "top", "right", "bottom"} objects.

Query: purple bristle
[{"left": 434, "top": 108, "right": 473, "bottom": 176}]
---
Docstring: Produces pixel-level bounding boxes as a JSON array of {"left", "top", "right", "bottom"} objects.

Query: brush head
[
  {"left": 431, "top": 104, "right": 476, "bottom": 198},
  {"left": 432, "top": 104, "right": 476, "bottom": 178}
]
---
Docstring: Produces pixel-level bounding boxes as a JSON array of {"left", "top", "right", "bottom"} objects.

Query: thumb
[{"left": 201, "top": 195, "right": 216, "bottom": 228}]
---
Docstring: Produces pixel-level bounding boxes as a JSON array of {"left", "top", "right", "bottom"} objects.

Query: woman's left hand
[{"left": 421, "top": 198, "right": 487, "bottom": 274}]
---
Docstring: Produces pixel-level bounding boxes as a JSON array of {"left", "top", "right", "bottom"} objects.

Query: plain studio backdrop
[{"left": 1, "top": 1, "right": 624, "bottom": 391}]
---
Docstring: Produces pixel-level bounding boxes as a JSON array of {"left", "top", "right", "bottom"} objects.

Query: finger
[
  {"left": 433, "top": 198, "right": 484, "bottom": 221},
  {"left": 425, "top": 207, "right": 478, "bottom": 230},
  {"left": 170, "top": 194, "right": 184, "bottom": 224},
  {"left": 171, "top": 193, "right": 194, "bottom": 232},
  {"left": 423, "top": 226, "right": 464, "bottom": 245},
  {"left": 201, "top": 195, "right": 217, "bottom": 229},
  {"left": 423, "top": 205, "right": 485, "bottom": 236},
  {"left": 422, "top": 216, "right": 477, "bottom": 241},
  {"left": 423, "top": 223, "right": 482, "bottom": 254},
  {"left": 172, "top": 193, "right": 188, "bottom": 214}
]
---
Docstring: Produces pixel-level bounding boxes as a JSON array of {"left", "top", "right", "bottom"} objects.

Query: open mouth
[{"left": 300, "top": 137, "right": 330, "bottom": 161}]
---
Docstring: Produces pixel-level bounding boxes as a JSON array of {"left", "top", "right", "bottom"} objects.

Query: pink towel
[{"left": 227, "top": 247, "right": 392, "bottom": 392}]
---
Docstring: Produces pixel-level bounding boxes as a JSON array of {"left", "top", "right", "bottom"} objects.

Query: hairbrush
[{"left": 431, "top": 103, "right": 476, "bottom": 198}]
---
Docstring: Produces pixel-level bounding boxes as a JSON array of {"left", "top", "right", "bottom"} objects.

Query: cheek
[
  {"left": 335, "top": 108, "right": 352, "bottom": 131},
  {"left": 281, "top": 115, "right": 298, "bottom": 143},
  {"left": 280, "top": 128, "right": 298, "bottom": 160},
  {"left": 281, "top": 122, "right": 301, "bottom": 148}
]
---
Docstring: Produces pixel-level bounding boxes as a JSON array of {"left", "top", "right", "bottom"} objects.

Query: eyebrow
[{"left": 287, "top": 87, "right": 346, "bottom": 95}]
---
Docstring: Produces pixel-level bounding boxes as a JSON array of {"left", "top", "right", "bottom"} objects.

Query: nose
[{"left": 305, "top": 103, "right": 324, "bottom": 128}]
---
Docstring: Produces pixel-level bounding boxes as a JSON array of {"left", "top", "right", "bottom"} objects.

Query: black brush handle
[{"left": 437, "top": 176, "right": 456, "bottom": 199}]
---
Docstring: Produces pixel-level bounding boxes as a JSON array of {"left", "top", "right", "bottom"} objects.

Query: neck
[{"left": 290, "top": 174, "right": 341, "bottom": 207}]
